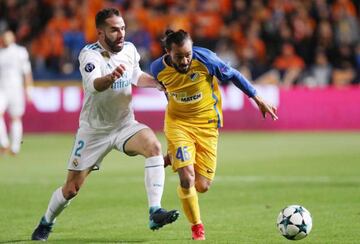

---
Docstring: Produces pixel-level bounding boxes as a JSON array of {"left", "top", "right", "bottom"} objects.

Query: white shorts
[
  {"left": 0, "top": 90, "right": 25, "bottom": 117},
  {"left": 67, "top": 120, "right": 148, "bottom": 171}
]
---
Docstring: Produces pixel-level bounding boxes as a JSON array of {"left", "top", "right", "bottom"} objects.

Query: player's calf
[{"left": 163, "top": 154, "right": 172, "bottom": 168}]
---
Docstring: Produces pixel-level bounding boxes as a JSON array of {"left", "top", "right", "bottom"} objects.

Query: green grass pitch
[{"left": 0, "top": 132, "right": 359, "bottom": 243}]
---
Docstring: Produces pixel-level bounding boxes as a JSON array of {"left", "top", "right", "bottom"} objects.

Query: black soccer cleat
[
  {"left": 31, "top": 216, "right": 53, "bottom": 241},
  {"left": 149, "top": 208, "right": 179, "bottom": 230}
]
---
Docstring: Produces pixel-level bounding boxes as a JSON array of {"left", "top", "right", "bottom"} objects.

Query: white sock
[
  {"left": 44, "top": 187, "right": 70, "bottom": 223},
  {"left": 10, "top": 119, "right": 22, "bottom": 153},
  {"left": 144, "top": 155, "right": 165, "bottom": 209},
  {"left": 0, "top": 116, "right": 9, "bottom": 148}
]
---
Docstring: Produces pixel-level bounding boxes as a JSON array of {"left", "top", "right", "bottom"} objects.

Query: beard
[
  {"left": 172, "top": 60, "right": 192, "bottom": 74},
  {"left": 104, "top": 34, "right": 124, "bottom": 53}
]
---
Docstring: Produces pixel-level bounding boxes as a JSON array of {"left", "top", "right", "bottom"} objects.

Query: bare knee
[
  {"left": 179, "top": 172, "right": 195, "bottom": 189},
  {"left": 144, "top": 139, "right": 162, "bottom": 157},
  {"left": 62, "top": 182, "right": 81, "bottom": 200},
  {"left": 195, "top": 180, "right": 212, "bottom": 193}
]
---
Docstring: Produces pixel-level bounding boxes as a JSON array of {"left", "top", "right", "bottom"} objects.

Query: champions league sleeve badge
[{"left": 84, "top": 63, "right": 95, "bottom": 72}]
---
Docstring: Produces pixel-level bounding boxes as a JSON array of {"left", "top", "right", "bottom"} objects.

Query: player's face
[
  {"left": 168, "top": 39, "right": 193, "bottom": 74},
  {"left": 99, "top": 16, "right": 125, "bottom": 53}
]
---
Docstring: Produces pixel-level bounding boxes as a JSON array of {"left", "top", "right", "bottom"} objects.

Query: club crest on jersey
[
  {"left": 101, "top": 51, "right": 110, "bottom": 59},
  {"left": 189, "top": 72, "right": 199, "bottom": 81},
  {"left": 72, "top": 158, "right": 79, "bottom": 167},
  {"left": 84, "top": 63, "right": 95, "bottom": 72}
]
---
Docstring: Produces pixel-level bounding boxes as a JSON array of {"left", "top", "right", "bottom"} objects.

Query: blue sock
[
  {"left": 149, "top": 206, "right": 161, "bottom": 214},
  {"left": 40, "top": 216, "right": 53, "bottom": 226}
]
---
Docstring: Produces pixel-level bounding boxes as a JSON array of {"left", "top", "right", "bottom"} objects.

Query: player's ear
[
  {"left": 165, "top": 48, "right": 171, "bottom": 54},
  {"left": 97, "top": 28, "right": 104, "bottom": 37}
]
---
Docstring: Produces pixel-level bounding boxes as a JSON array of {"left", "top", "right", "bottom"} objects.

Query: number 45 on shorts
[{"left": 176, "top": 146, "right": 190, "bottom": 162}]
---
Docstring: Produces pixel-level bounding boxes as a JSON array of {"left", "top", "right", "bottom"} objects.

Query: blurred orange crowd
[{"left": 0, "top": 0, "right": 359, "bottom": 86}]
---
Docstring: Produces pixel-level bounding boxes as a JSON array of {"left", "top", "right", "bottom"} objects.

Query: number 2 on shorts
[
  {"left": 74, "top": 140, "right": 85, "bottom": 157},
  {"left": 176, "top": 146, "right": 190, "bottom": 162}
]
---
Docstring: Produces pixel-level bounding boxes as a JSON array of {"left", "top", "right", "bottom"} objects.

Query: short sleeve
[
  {"left": 78, "top": 49, "right": 102, "bottom": 93},
  {"left": 131, "top": 45, "right": 143, "bottom": 86},
  {"left": 150, "top": 57, "right": 164, "bottom": 81}
]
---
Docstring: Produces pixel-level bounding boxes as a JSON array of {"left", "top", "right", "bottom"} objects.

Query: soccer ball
[{"left": 276, "top": 205, "right": 313, "bottom": 240}]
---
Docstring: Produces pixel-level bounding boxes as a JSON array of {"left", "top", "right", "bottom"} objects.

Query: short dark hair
[
  {"left": 95, "top": 8, "right": 121, "bottom": 28},
  {"left": 162, "top": 29, "right": 191, "bottom": 50}
]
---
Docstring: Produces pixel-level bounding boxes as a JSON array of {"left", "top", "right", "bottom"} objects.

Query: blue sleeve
[
  {"left": 193, "top": 46, "right": 257, "bottom": 97},
  {"left": 150, "top": 57, "right": 165, "bottom": 81}
]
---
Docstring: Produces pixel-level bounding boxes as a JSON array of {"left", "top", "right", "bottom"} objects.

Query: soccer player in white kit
[
  {"left": 0, "top": 30, "right": 34, "bottom": 155},
  {"left": 31, "top": 8, "right": 179, "bottom": 241}
]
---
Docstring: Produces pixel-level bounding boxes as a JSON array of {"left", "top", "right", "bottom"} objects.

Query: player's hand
[
  {"left": 156, "top": 82, "right": 166, "bottom": 91},
  {"left": 110, "top": 64, "right": 126, "bottom": 81},
  {"left": 252, "top": 95, "right": 278, "bottom": 120}
]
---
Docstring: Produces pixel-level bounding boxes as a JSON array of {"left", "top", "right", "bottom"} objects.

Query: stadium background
[
  {"left": 1, "top": 0, "right": 360, "bottom": 133},
  {"left": 0, "top": 0, "right": 359, "bottom": 83}
]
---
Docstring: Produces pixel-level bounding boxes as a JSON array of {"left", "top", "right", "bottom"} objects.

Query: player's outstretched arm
[
  {"left": 93, "top": 64, "right": 126, "bottom": 92},
  {"left": 137, "top": 72, "right": 165, "bottom": 91},
  {"left": 251, "top": 95, "right": 278, "bottom": 120}
]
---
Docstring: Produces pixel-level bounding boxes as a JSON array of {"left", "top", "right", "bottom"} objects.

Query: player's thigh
[
  {"left": 193, "top": 127, "right": 219, "bottom": 181},
  {"left": 114, "top": 121, "right": 154, "bottom": 156},
  {"left": 68, "top": 129, "right": 112, "bottom": 171},
  {"left": 165, "top": 124, "right": 196, "bottom": 172},
  {"left": 8, "top": 91, "right": 25, "bottom": 118}
]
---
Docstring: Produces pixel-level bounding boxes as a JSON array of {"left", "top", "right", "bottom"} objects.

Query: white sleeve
[
  {"left": 20, "top": 47, "right": 32, "bottom": 74},
  {"left": 131, "top": 45, "right": 143, "bottom": 86},
  {"left": 79, "top": 50, "right": 102, "bottom": 93}
]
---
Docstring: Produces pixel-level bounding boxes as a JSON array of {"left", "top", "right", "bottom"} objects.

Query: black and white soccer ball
[{"left": 276, "top": 205, "right": 313, "bottom": 240}]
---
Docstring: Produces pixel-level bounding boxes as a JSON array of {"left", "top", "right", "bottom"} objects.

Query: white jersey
[
  {"left": 78, "top": 41, "right": 143, "bottom": 131},
  {"left": 0, "top": 43, "right": 31, "bottom": 91}
]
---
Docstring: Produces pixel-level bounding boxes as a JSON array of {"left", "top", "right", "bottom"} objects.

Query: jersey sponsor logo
[
  {"left": 111, "top": 71, "right": 131, "bottom": 90},
  {"left": 84, "top": 63, "right": 95, "bottom": 72},
  {"left": 170, "top": 92, "right": 202, "bottom": 103},
  {"left": 111, "top": 79, "right": 131, "bottom": 89}
]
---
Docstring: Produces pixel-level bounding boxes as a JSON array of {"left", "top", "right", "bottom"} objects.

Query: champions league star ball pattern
[{"left": 277, "top": 205, "right": 313, "bottom": 240}]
